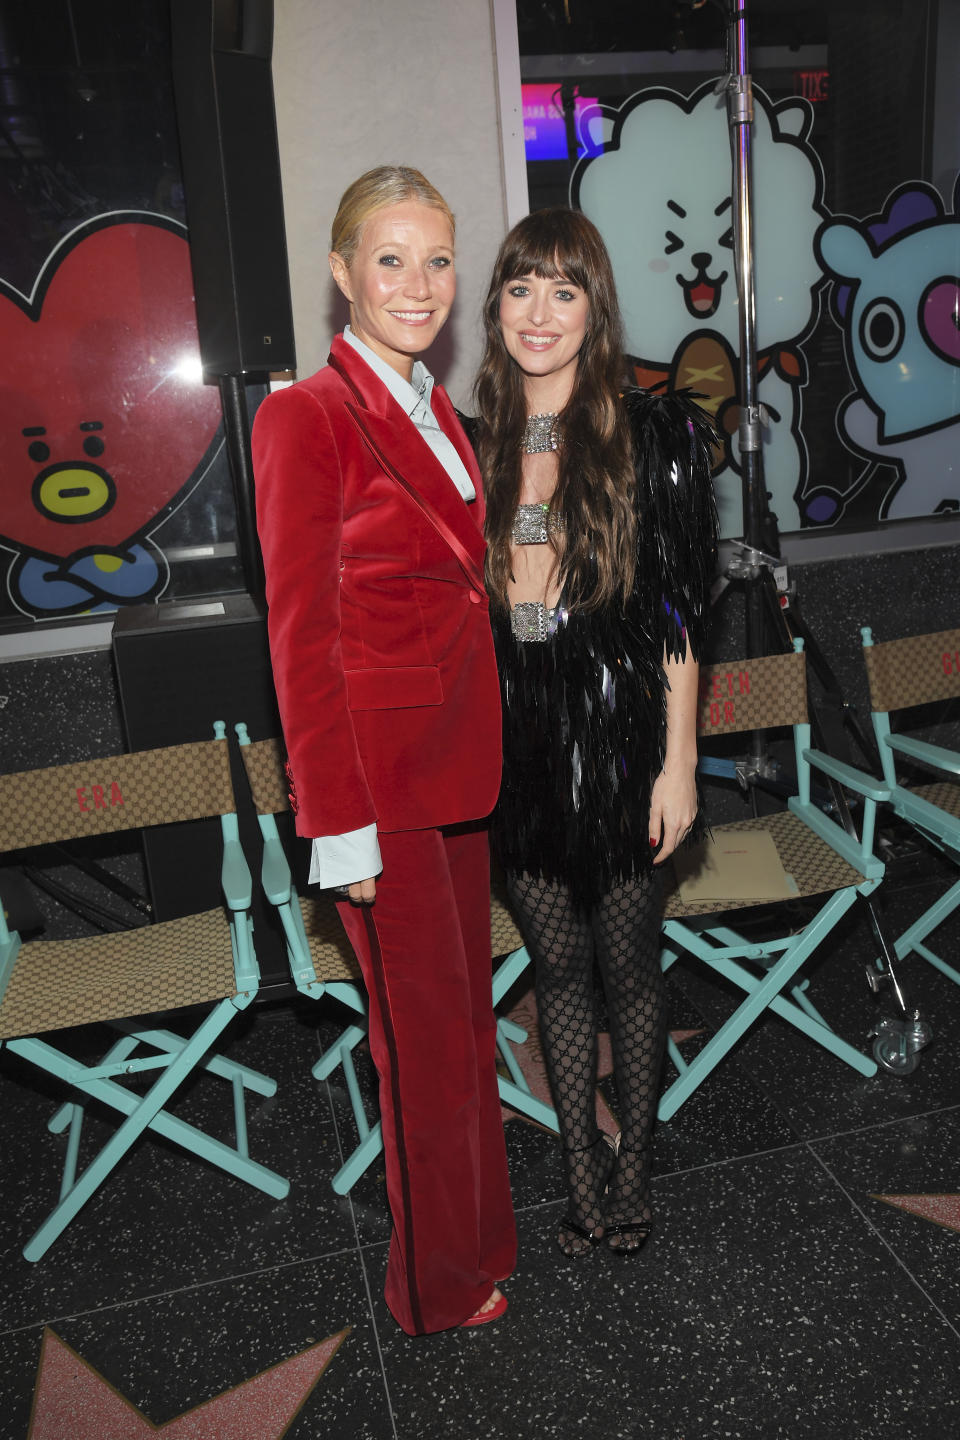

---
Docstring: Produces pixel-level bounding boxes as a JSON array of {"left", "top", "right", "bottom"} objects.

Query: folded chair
[
  {"left": 234, "top": 723, "right": 556, "bottom": 1195},
  {"left": 861, "top": 625, "right": 960, "bottom": 990},
  {"left": 0, "top": 723, "right": 289, "bottom": 1262},
  {"left": 658, "top": 642, "right": 885, "bottom": 1122}
]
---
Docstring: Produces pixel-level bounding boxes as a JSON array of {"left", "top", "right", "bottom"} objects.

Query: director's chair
[
  {"left": 234, "top": 723, "right": 556, "bottom": 1195},
  {"left": 861, "top": 625, "right": 960, "bottom": 989},
  {"left": 658, "top": 644, "right": 884, "bottom": 1122},
  {"left": 0, "top": 724, "right": 289, "bottom": 1262}
]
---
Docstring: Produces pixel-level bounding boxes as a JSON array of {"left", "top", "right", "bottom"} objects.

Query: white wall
[{"left": 272, "top": 0, "right": 516, "bottom": 408}]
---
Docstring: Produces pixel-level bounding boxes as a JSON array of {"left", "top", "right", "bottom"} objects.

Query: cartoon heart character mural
[{"left": 0, "top": 213, "right": 222, "bottom": 617}]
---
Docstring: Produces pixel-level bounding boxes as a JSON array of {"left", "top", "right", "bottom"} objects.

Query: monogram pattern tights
[{"left": 507, "top": 870, "right": 667, "bottom": 1254}]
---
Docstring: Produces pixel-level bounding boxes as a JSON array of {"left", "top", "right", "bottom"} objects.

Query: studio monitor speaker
[{"left": 170, "top": 0, "right": 296, "bottom": 376}]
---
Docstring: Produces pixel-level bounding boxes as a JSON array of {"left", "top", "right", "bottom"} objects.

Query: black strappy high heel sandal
[
  {"left": 604, "top": 1138, "right": 653, "bottom": 1255},
  {"left": 557, "top": 1133, "right": 617, "bottom": 1257},
  {"left": 604, "top": 1219, "right": 653, "bottom": 1255}
]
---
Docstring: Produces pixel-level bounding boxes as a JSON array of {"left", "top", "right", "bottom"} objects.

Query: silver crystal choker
[{"left": 522, "top": 412, "right": 560, "bottom": 454}]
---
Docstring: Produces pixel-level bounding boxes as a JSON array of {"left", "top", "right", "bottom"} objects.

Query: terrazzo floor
[{"left": 2, "top": 862, "right": 960, "bottom": 1439}]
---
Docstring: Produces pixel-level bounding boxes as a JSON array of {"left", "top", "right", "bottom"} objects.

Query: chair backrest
[
  {"left": 862, "top": 626, "right": 960, "bottom": 714},
  {"left": 696, "top": 650, "right": 808, "bottom": 739},
  {"left": 237, "top": 662, "right": 810, "bottom": 799},
  {"left": 235, "top": 735, "right": 289, "bottom": 816},
  {"left": 0, "top": 737, "right": 236, "bottom": 853}
]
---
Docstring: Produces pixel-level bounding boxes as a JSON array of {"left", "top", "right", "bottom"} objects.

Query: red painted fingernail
[{"left": 649, "top": 837, "right": 657, "bottom": 847}]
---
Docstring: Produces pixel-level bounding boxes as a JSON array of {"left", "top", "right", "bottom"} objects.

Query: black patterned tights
[{"left": 507, "top": 869, "right": 667, "bottom": 1254}]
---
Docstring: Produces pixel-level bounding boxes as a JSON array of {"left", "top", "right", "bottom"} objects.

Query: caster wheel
[{"left": 872, "top": 1032, "right": 921, "bottom": 1075}]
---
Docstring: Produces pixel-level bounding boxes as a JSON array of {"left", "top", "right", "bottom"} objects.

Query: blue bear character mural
[
  {"left": 571, "top": 81, "right": 827, "bottom": 537},
  {"left": 811, "top": 179, "right": 960, "bottom": 524}
]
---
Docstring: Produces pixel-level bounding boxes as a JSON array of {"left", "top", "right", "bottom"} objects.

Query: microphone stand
[{"left": 705, "top": 0, "right": 930, "bottom": 1071}]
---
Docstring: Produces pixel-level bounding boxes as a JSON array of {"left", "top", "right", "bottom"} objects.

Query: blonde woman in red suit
[{"left": 251, "top": 167, "right": 515, "bottom": 1335}]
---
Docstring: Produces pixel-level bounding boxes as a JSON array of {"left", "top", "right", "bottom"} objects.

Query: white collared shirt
[
  {"left": 340, "top": 325, "right": 475, "bottom": 501},
  {"left": 309, "top": 328, "right": 477, "bottom": 889}
]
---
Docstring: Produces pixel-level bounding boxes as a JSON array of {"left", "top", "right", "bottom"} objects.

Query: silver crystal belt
[{"left": 510, "top": 600, "right": 558, "bottom": 643}]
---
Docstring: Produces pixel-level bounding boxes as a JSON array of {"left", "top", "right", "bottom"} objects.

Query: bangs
[{"left": 496, "top": 214, "right": 592, "bottom": 291}]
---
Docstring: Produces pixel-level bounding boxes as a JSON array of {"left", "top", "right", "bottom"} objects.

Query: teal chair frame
[
  {"left": 0, "top": 725, "right": 289, "bottom": 1262},
  {"left": 862, "top": 625, "right": 960, "bottom": 989},
  {"left": 234, "top": 724, "right": 556, "bottom": 1195},
  {"left": 658, "top": 644, "right": 886, "bottom": 1122}
]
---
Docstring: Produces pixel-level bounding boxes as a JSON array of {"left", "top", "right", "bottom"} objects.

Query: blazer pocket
[{"left": 345, "top": 664, "right": 444, "bottom": 711}]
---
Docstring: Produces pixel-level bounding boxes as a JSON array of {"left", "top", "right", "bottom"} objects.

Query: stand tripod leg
[
  {"left": 747, "top": 568, "right": 923, "bottom": 1040},
  {"left": 763, "top": 579, "right": 882, "bottom": 772}
]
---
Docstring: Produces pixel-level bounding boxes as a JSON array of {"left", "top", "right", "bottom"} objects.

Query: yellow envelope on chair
[{"left": 673, "top": 829, "right": 797, "bottom": 904}]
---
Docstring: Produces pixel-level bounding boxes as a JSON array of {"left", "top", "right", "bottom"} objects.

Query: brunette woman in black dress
[{"left": 474, "top": 209, "right": 716, "bottom": 1256}]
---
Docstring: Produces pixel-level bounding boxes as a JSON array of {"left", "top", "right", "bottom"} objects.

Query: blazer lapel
[
  {"left": 430, "top": 383, "right": 486, "bottom": 531},
  {"left": 328, "top": 340, "right": 487, "bottom": 588}
]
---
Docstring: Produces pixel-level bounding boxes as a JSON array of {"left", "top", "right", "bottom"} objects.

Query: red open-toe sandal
[{"left": 459, "top": 1289, "right": 508, "bottom": 1328}]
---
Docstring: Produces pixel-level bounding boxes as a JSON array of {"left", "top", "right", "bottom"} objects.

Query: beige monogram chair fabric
[
  {"left": 863, "top": 628, "right": 960, "bottom": 714},
  {"left": 860, "top": 626, "right": 960, "bottom": 995},
  {"left": 0, "top": 733, "right": 288, "bottom": 1261},
  {"left": 0, "top": 740, "right": 235, "bottom": 851},
  {"left": 695, "top": 650, "right": 808, "bottom": 739},
  {"left": 657, "top": 646, "right": 883, "bottom": 1122}
]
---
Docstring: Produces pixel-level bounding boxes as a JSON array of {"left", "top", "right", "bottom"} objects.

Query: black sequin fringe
[{"left": 491, "top": 389, "right": 718, "bottom": 910}]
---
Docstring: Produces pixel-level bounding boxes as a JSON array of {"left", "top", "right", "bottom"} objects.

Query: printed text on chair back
[
  {"left": 696, "top": 651, "right": 808, "bottom": 738},
  {"left": 863, "top": 628, "right": 960, "bottom": 714},
  {"left": 0, "top": 739, "right": 236, "bottom": 851}
]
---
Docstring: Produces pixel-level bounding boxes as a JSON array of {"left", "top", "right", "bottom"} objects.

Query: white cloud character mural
[{"left": 571, "top": 82, "right": 826, "bottom": 536}]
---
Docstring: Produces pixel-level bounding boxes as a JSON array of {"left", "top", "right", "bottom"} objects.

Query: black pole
[
  {"left": 170, "top": 0, "right": 294, "bottom": 606},
  {"left": 560, "top": 78, "right": 579, "bottom": 179},
  {"left": 217, "top": 374, "right": 265, "bottom": 599}
]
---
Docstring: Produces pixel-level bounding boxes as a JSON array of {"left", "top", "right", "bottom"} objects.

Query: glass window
[
  {"left": 511, "top": 0, "right": 960, "bottom": 542},
  {"left": 0, "top": 0, "right": 253, "bottom": 631}
]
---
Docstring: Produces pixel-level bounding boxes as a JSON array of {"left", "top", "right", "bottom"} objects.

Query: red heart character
[{"left": 0, "top": 216, "right": 222, "bottom": 563}]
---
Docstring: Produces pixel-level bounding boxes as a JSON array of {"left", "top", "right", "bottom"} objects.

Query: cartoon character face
[
  {"left": 572, "top": 83, "right": 825, "bottom": 363},
  {"left": 818, "top": 197, "right": 960, "bottom": 440},
  {"left": 0, "top": 218, "right": 222, "bottom": 565}
]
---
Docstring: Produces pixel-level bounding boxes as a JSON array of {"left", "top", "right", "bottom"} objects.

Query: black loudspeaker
[
  {"left": 112, "top": 595, "right": 294, "bottom": 993},
  {"left": 169, "top": 0, "right": 296, "bottom": 376}
]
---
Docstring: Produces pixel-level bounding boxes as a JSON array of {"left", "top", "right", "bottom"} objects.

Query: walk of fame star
[
  {"left": 27, "top": 1325, "right": 350, "bottom": 1439},
  {"left": 871, "top": 1193, "right": 960, "bottom": 1234}
]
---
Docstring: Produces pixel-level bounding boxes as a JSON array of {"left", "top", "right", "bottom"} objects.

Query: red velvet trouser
[{"left": 336, "top": 823, "right": 517, "bottom": 1335}]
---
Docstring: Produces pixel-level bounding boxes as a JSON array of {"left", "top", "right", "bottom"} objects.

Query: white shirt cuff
[{"left": 309, "top": 825, "right": 382, "bottom": 889}]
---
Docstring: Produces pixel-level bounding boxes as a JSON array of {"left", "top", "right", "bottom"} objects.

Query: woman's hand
[
  {"left": 347, "top": 877, "right": 377, "bottom": 904},
  {"left": 648, "top": 761, "right": 698, "bottom": 864},
  {"left": 652, "top": 648, "right": 700, "bottom": 864}
]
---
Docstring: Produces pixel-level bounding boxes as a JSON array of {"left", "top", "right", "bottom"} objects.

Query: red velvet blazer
[{"left": 251, "top": 335, "right": 501, "bottom": 839}]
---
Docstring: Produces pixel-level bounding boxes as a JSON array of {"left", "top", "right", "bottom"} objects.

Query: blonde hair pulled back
[{"left": 330, "top": 166, "right": 455, "bottom": 266}]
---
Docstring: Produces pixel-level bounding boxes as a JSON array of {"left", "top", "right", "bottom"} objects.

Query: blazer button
[{"left": 468, "top": 589, "right": 484, "bottom": 604}]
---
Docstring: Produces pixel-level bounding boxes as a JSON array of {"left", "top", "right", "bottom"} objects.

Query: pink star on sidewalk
[
  {"left": 28, "top": 1326, "right": 349, "bottom": 1440},
  {"left": 871, "top": 1193, "right": 960, "bottom": 1234}
]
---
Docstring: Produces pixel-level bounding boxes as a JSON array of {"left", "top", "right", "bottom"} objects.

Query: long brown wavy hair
[{"left": 474, "top": 208, "right": 636, "bottom": 612}]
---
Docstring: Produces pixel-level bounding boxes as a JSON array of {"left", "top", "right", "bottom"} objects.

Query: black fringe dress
[{"left": 490, "top": 389, "right": 718, "bottom": 910}]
